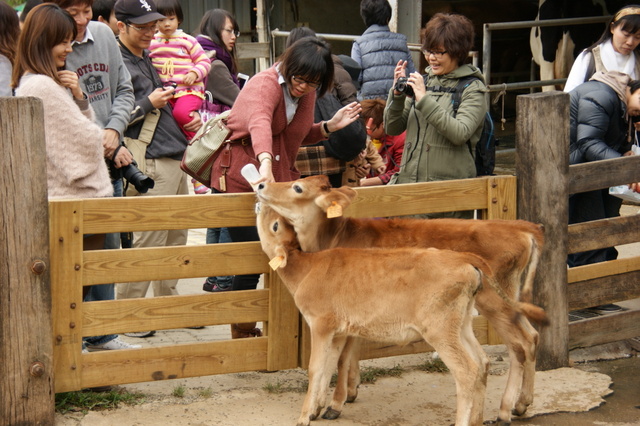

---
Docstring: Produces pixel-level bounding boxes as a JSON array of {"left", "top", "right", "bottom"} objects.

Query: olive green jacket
[{"left": 384, "top": 64, "right": 487, "bottom": 185}]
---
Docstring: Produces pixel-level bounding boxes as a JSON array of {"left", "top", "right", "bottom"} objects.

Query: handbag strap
[{"left": 137, "top": 109, "right": 161, "bottom": 145}]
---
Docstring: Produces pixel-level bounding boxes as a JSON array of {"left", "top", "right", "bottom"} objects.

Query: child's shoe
[{"left": 192, "top": 178, "right": 209, "bottom": 194}]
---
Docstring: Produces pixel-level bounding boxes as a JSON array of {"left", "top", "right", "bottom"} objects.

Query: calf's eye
[
  {"left": 293, "top": 185, "right": 303, "bottom": 194},
  {"left": 272, "top": 222, "right": 279, "bottom": 232}
]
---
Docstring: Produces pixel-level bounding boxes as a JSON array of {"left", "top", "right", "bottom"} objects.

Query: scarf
[
  {"left": 600, "top": 39, "right": 638, "bottom": 79},
  {"left": 196, "top": 35, "right": 240, "bottom": 88}
]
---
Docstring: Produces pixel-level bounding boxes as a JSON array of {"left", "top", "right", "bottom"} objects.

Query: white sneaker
[
  {"left": 87, "top": 337, "right": 141, "bottom": 351},
  {"left": 124, "top": 330, "right": 156, "bottom": 338}
]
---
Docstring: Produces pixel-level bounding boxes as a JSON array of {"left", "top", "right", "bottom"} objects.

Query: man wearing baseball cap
[{"left": 115, "top": 0, "right": 203, "bottom": 320}]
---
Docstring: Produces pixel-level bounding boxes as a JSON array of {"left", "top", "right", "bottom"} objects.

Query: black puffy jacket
[{"left": 569, "top": 80, "right": 632, "bottom": 165}]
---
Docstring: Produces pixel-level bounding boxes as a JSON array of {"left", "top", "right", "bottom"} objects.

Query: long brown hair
[
  {"left": 11, "top": 3, "right": 77, "bottom": 88},
  {"left": 0, "top": 1, "right": 20, "bottom": 64},
  {"left": 196, "top": 8, "right": 239, "bottom": 73}
]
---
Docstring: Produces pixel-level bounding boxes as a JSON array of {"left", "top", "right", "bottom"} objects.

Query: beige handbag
[
  {"left": 123, "top": 109, "right": 160, "bottom": 196},
  {"left": 180, "top": 109, "right": 232, "bottom": 188}
]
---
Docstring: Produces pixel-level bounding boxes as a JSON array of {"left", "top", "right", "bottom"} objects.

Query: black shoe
[
  {"left": 588, "top": 304, "right": 623, "bottom": 313},
  {"left": 203, "top": 281, "right": 232, "bottom": 292}
]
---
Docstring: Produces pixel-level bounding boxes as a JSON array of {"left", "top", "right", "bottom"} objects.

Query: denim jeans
[
  {"left": 205, "top": 227, "right": 233, "bottom": 286},
  {"left": 83, "top": 178, "right": 122, "bottom": 346}
]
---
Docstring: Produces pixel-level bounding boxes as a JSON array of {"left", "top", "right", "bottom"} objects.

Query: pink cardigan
[{"left": 211, "top": 66, "right": 324, "bottom": 193}]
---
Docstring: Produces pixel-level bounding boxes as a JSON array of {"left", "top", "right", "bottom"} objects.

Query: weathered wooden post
[
  {"left": 0, "top": 97, "right": 54, "bottom": 424},
  {"left": 516, "top": 91, "right": 570, "bottom": 370}
]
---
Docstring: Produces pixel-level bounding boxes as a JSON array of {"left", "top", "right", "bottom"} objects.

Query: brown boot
[{"left": 230, "top": 322, "right": 263, "bottom": 339}]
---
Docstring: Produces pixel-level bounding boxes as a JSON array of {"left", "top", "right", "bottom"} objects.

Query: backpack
[{"left": 426, "top": 76, "right": 496, "bottom": 176}]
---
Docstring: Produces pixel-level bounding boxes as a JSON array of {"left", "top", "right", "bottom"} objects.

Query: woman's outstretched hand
[{"left": 327, "top": 101, "right": 362, "bottom": 132}]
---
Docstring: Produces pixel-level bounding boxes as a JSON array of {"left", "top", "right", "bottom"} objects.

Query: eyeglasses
[
  {"left": 292, "top": 76, "right": 321, "bottom": 89},
  {"left": 127, "top": 23, "right": 157, "bottom": 34},
  {"left": 423, "top": 49, "right": 448, "bottom": 59},
  {"left": 223, "top": 28, "right": 241, "bottom": 37}
]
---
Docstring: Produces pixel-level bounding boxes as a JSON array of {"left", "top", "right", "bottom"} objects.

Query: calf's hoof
[
  {"left": 346, "top": 390, "right": 358, "bottom": 403},
  {"left": 512, "top": 402, "right": 529, "bottom": 417},
  {"left": 322, "top": 407, "right": 341, "bottom": 420},
  {"left": 482, "top": 418, "right": 510, "bottom": 426}
]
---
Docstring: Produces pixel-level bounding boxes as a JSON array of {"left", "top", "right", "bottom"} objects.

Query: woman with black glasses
[
  {"left": 208, "top": 37, "right": 361, "bottom": 339},
  {"left": 384, "top": 13, "right": 488, "bottom": 219}
]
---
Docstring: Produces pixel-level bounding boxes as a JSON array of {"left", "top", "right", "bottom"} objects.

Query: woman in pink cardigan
[{"left": 210, "top": 37, "right": 361, "bottom": 339}]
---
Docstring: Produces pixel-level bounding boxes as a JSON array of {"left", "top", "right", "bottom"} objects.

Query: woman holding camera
[{"left": 384, "top": 13, "right": 487, "bottom": 219}]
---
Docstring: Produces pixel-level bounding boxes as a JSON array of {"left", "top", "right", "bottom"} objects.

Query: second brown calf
[{"left": 257, "top": 203, "right": 490, "bottom": 426}]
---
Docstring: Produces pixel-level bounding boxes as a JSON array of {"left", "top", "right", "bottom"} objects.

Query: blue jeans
[
  {"left": 83, "top": 178, "right": 122, "bottom": 346},
  {"left": 205, "top": 227, "right": 233, "bottom": 287}
]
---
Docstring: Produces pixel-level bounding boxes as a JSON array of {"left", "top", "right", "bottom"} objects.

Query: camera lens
[
  {"left": 394, "top": 77, "right": 414, "bottom": 97},
  {"left": 122, "top": 160, "right": 155, "bottom": 194}
]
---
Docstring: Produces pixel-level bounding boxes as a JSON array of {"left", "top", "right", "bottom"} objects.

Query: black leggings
[{"left": 227, "top": 225, "right": 261, "bottom": 291}]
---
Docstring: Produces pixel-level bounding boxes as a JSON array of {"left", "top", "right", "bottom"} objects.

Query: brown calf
[
  {"left": 257, "top": 203, "right": 490, "bottom": 426},
  {"left": 256, "top": 175, "right": 548, "bottom": 425}
]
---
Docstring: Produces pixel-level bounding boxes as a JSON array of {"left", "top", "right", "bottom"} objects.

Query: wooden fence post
[
  {"left": 516, "top": 91, "right": 570, "bottom": 370},
  {"left": 0, "top": 97, "right": 54, "bottom": 424}
]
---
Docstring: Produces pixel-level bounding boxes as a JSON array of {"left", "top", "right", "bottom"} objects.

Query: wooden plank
[
  {"left": 49, "top": 200, "right": 85, "bottom": 393},
  {"left": 83, "top": 290, "right": 270, "bottom": 336},
  {"left": 569, "top": 308, "right": 640, "bottom": 350},
  {"left": 57, "top": 339, "right": 269, "bottom": 392},
  {"left": 568, "top": 155, "right": 640, "bottom": 194},
  {"left": 83, "top": 241, "right": 268, "bottom": 284},
  {"left": 266, "top": 272, "right": 300, "bottom": 371},
  {"left": 568, "top": 256, "right": 640, "bottom": 283},
  {"left": 482, "top": 175, "right": 517, "bottom": 220},
  {"left": 567, "top": 270, "right": 640, "bottom": 311},
  {"left": 79, "top": 192, "right": 258, "bottom": 233},
  {"left": 349, "top": 177, "right": 490, "bottom": 218},
  {"left": 0, "top": 97, "right": 54, "bottom": 425},
  {"left": 516, "top": 91, "right": 570, "bottom": 370},
  {"left": 568, "top": 214, "right": 640, "bottom": 254},
  {"left": 236, "top": 42, "right": 270, "bottom": 59}
]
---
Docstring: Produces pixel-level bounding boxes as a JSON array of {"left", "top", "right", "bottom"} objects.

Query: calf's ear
[
  {"left": 314, "top": 187, "right": 356, "bottom": 213},
  {"left": 275, "top": 245, "right": 288, "bottom": 268}
]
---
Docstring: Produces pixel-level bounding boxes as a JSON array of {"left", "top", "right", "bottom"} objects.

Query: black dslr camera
[
  {"left": 394, "top": 77, "right": 414, "bottom": 97},
  {"left": 121, "top": 160, "right": 154, "bottom": 194}
]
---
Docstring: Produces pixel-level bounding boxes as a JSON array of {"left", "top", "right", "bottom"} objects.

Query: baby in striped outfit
[{"left": 149, "top": 0, "right": 211, "bottom": 140}]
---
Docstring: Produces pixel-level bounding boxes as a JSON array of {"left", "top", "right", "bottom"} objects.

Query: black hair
[
  {"left": 155, "top": 0, "right": 182, "bottom": 24},
  {"left": 279, "top": 37, "right": 334, "bottom": 98},
  {"left": 629, "top": 79, "right": 640, "bottom": 94},
  {"left": 360, "top": 0, "right": 391, "bottom": 27},
  {"left": 285, "top": 27, "right": 317, "bottom": 49},
  {"left": 588, "top": 5, "right": 640, "bottom": 52},
  {"left": 91, "top": 0, "right": 115, "bottom": 22},
  {"left": 196, "top": 9, "right": 239, "bottom": 73}
]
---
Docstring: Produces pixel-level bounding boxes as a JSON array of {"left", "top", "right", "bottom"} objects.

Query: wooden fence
[
  {"left": 49, "top": 174, "right": 515, "bottom": 393},
  {"left": 516, "top": 91, "right": 640, "bottom": 369}
]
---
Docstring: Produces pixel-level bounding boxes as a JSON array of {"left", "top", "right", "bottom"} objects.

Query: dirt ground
[{"left": 55, "top": 344, "right": 640, "bottom": 426}]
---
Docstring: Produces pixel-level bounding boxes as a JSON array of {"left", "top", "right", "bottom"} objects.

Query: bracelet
[
  {"left": 260, "top": 157, "right": 272, "bottom": 163},
  {"left": 323, "top": 121, "right": 332, "bottom": 134}
]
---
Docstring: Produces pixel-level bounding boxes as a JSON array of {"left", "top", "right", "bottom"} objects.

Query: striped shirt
[{"left": 149, "top": 30, "right": 211, "bottom": 100}]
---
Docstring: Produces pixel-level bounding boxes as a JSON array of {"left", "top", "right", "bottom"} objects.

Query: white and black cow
[{"left": 530, "top": 0, "right": 609, "bottom": 91}]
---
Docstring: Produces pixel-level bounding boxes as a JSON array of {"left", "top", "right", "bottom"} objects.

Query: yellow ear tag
[
  {"left": 326, "top": 201, "right": 343, "bottom": 218},
  {"left": 269, "top": 256, "right": 284, "bottom": 270}
]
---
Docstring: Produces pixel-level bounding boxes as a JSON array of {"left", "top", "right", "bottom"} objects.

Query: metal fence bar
[{"left": 482, "top": 15, "right": 611, "bottom": 87}]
